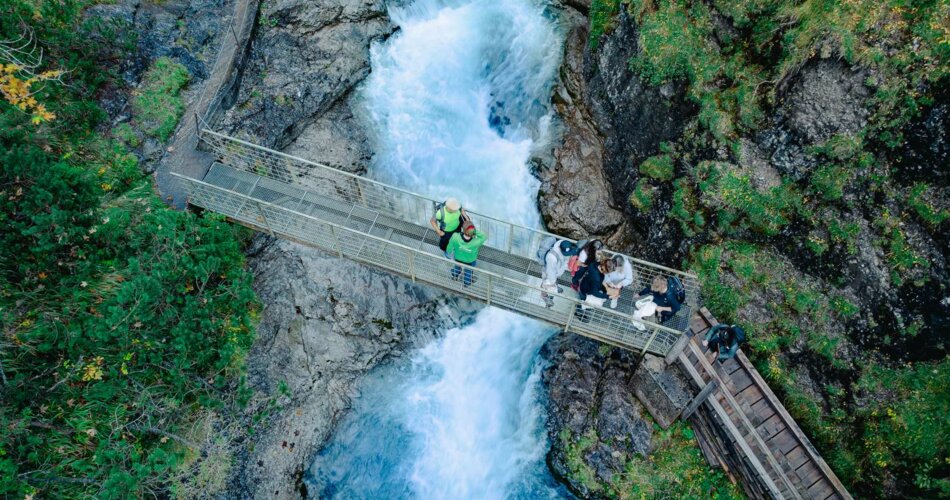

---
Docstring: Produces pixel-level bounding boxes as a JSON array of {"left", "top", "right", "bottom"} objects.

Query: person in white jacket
[
  {"left": 540, "top": 240, "right": 578, "bottom": 307},
  {"left": 603, "top": 254, "right": 634, "bottom": 309}
]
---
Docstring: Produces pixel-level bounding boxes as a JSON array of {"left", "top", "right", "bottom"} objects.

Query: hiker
[
  {"left": 429, "top": 197, "right": 469, "bottom": 256},
  {"left": 603, "top": 254, "right": 634, "bottom": 309},
  {"left": 446, "top": 221, "right": 486, "bottom": 287},
  {"left": 574, "top": 258, "right": 610, "bottom": 322},
  {"left": 570, "top": 239, "right": 604, "bottom": 290},
  {"left": 636, "top": 276, "right": 682, "bottom": 323},
  {"left": 538, "top": 238, "right": 579, "bottom": 308},
  {"left": 576, "top": 258, "right": 610, "bottom": 302},
  {"left": 703, "top": 324, "right": 746, "bottom": 362}
]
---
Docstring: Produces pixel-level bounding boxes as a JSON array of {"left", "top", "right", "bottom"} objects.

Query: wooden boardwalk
[{"left": 678, "top": 309, "right": 851, "bottom": 500}]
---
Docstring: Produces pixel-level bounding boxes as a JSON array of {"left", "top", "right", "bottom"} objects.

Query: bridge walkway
[
  {"left": 169, "top": 129, "right": 703, "bottom": 356},
  {"left": 681, "top": 309, "right": 852, "bottom": 500}
]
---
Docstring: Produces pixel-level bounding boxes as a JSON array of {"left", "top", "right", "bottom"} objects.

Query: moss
[
  {"left": 639, "top": 153, "right": 675, "bottom": 182},
  {"left": 629, "top": 178, "right": 655, "bottom": 212},
  {"left": 908, "top": 183, "right": 950, "bottom": 227},
  {"left": 133, "top": 57, "right": 191, "bottom": 142},
  {"left": 588, "top": 0, "right": 621, "bottom": 49}
]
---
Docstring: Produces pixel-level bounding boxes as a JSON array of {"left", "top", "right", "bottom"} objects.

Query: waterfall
[{"left": 308, "top": 0, "right": 567, "bottom": 497}]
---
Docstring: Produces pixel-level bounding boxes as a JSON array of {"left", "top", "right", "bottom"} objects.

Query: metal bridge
[{"left": 171, "top": 128, "right": 700, "bottom": 357}]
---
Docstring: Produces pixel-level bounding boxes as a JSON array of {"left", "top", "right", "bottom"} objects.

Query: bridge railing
[
  {"left": 196, "top": 128, "right": 700, "bottom": 309},
  {"left": 172, "top": 170, "right": 685, "bottom": 356}
]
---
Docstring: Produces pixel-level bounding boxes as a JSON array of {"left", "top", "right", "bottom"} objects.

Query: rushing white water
[{"left": 308, "top": 0, "right": 567, "bottom": 497}]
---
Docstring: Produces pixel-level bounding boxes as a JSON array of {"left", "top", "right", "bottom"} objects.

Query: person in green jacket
[
  {"left": 430, "top": 197, "right": 469, "bottom": 256},
  {"left": 446, "top": 221, "right": 487, "bottom": 287}
]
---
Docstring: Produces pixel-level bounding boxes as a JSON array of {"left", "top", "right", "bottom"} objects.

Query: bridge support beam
[{"left": 681, "top": 379, "right": 719, "bottom": 420}]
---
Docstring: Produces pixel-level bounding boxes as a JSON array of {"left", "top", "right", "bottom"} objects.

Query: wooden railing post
[{"left": 665, "top": 333, "right": 691, "bottom": 365}]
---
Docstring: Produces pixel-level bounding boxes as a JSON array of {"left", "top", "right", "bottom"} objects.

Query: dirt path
[{"left": 154, "top": 0, "right": 259, "bottom": 208}]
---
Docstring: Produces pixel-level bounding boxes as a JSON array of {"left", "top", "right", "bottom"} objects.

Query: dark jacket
[
  {"left": 639, "top": 285, "right": 682, "bottom": 322},
  {"left": 578, "top": 265, "right": 608, "bottom": 299}
]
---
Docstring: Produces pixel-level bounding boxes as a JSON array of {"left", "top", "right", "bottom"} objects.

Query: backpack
[
  {"left": 434, "top": 201, "right": 465, "bottom": 231},
  {"left": 667, "top": 276, "right": 686, "bottom": 304},
  {"left": 732, "top": 325, "right": 746, "bottom": 344},
  {"left": 536, "top": 236, "right": 558, "bottom": 266},
  {"left": 434, "top": 202, "right": 447, "bottom": 231}
]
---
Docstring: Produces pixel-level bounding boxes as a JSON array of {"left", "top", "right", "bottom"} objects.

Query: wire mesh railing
[
  {"left": 172, "top": 169, "right": 685, "bottom": 355},
  {"left": 196, "top": 128, "right": 701, "bottom": 309}
]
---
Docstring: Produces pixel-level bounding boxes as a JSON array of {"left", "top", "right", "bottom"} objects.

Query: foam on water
[{"left": 308, "top": 0, "right": 567, "bottom": 497}]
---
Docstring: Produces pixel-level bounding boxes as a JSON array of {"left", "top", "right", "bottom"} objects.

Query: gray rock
[
  {"left": 541, "top": 333, "right": 654, "bottom": 497},
  {"left": 759, "top": 59, "right": 870, "bottom": 180},
  {"left": 218, "top": 0, "right": 394, "bottom": 149},
  {"left": 285, "top": 93, "right": 374, "bottom": 175},
  {"left": 227, "top": 237, "right": 479, "bottom": 499},
  {"left": 539, "top": 7, "right": 623, "bottom": 239},
  {"left": 783, "top": 59, "right": 869, "bottom": 145}
]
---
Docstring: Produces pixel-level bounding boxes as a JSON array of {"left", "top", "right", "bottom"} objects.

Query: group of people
[
  {"left": 430, "top": 197, "right": 484, "bottom": 287},
  {"left": 429, "top": 197, "right": 686, "bottom": 326},
  {"left": 429, "top": 197, "right": 745, "bottom": 360},
  {"left": 537, "top": 237, "right": 683, "bottom": 327}
]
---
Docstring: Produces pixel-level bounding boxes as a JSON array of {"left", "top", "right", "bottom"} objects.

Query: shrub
[
  {"left": 629, "top": 178, "right": 656, "bottom": 212},
  {"left": 639, "top": 153, "right": 675, "bottom": 181},
  {"left": 133, "top": 57, "right": 191, "bottom": 142}
]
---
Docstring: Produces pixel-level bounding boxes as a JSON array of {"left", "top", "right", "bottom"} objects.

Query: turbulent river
[{"left": 306, "top": 0, "right": 568, "bottom": 497}]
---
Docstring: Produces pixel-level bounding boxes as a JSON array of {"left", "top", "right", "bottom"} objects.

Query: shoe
[
  {"left": 544, "top": 296, "right": 554, "bottom": 308},
  {"left": 631, "top": 320, "right": 645, "bottom": 330},
  {"left": 610, "top": 298, "right": 618, "bottom": 309}
]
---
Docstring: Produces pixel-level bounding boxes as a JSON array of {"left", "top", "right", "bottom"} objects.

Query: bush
[
  {"left": 629, "top": 178, "right": 655, "bottom": 212},
  {"left": 133, "top": 57, "right": 191, "bottom": 142},
  {"left": 639, "top": 153, "right": 675, "bottom": 181}
]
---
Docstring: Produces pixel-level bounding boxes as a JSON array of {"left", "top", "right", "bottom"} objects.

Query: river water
[{"left": 306, "top": 0, "right": 568, "bottom": 497}]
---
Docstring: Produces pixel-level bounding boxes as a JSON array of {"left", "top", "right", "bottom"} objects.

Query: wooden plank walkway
[{"left": 679, "top": 309, "right": 852, "bottom": 500}]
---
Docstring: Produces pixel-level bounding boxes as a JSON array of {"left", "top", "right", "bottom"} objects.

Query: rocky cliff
[{"left": 538, "top": 1, "right": 948, "bottom": 497}]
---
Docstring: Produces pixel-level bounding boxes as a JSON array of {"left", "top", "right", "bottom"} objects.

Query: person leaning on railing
[
  {"left": 446, "top": 221, "right": 486, "bottom": 287},
  {"left": 430, "top": 197, "right": 470, "bottom": 257},
  {"left": 635, "top": 276, "right": 682, "bottom": 323}
]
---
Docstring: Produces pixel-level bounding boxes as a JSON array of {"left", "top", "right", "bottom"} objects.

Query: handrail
[
  {"left": 170, "top": 170, "right": 687, "bottom": 341},
  {"left": 196, "top": 128, "right": 700, "bottom": 283}
]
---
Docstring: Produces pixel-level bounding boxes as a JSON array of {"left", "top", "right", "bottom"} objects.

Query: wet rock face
[
  {"left": 541, "top": 334, "right": 653, "bottom": 498},
  {"left": 230, "top": 237, "right": 478, "bottom": 499},
  {"left": 86, "top": 0, "right": 228, "bottom": 169},
  {"left": 219, "top": 0, "right": 394, "bottom": 150},
  {"left": 540, "top": 5, "right": 694, "bottom": 258},
  {"left": 539, "top": 7, "right": 623, "bottom": 239},
  {"left": 585, "top": 8, "right": 695, "bottom": 204},
  {"left": 759, "top": 59, "right": 870, "bottom": 180},
  {"left": 897, "top": 84, "right": 950, "bottom": 185}
]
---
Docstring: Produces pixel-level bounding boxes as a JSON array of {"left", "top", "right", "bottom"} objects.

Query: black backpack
[
  {"left": 732, "top": 325, "right": 746, "bottom": 344},
  {"left": 667, "top": 276, "right": 686, "bottom": 303}
]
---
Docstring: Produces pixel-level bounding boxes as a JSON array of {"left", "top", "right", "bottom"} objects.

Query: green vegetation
[
  {"left": 589, "top": 0, "right": 622, "bottom": 49},
  {"left": 628, "top": 178, "right": 655, "bottom": 212},
  {"left": 1, "top": 1, "right": 258, "bottom": 497},
  {"left": 132, "top": 57, "right": 191, "bottom": 142},
  {"left": 908, "top": 182, "right": 950, "bottom": 227},
  {"left": 639, "top": 153, "right": 675, "bottom": 181},
  {"left": 561, "top": 423, "right": 744, "bottom": 498}
]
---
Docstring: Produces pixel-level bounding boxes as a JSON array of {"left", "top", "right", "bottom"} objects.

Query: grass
[
  {"left": 561, "top": 422, "right": 744, "bottom": 498},
  {"left": 132, "top": 57, "right": 191, "bottom": 142},
  {"left": 629, "top": 178, "right": 655, "bottom": 212}
]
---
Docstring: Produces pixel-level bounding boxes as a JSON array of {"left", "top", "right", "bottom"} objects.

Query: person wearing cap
[
  {"left": 446, "top": 221, "right": 487, "bottom": 287},
  {"left": 540, "top": 240, "right": 578, "bottom": 308},
  {"left": 430, "top": 197, "right": 469, "bottom": 256}
]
